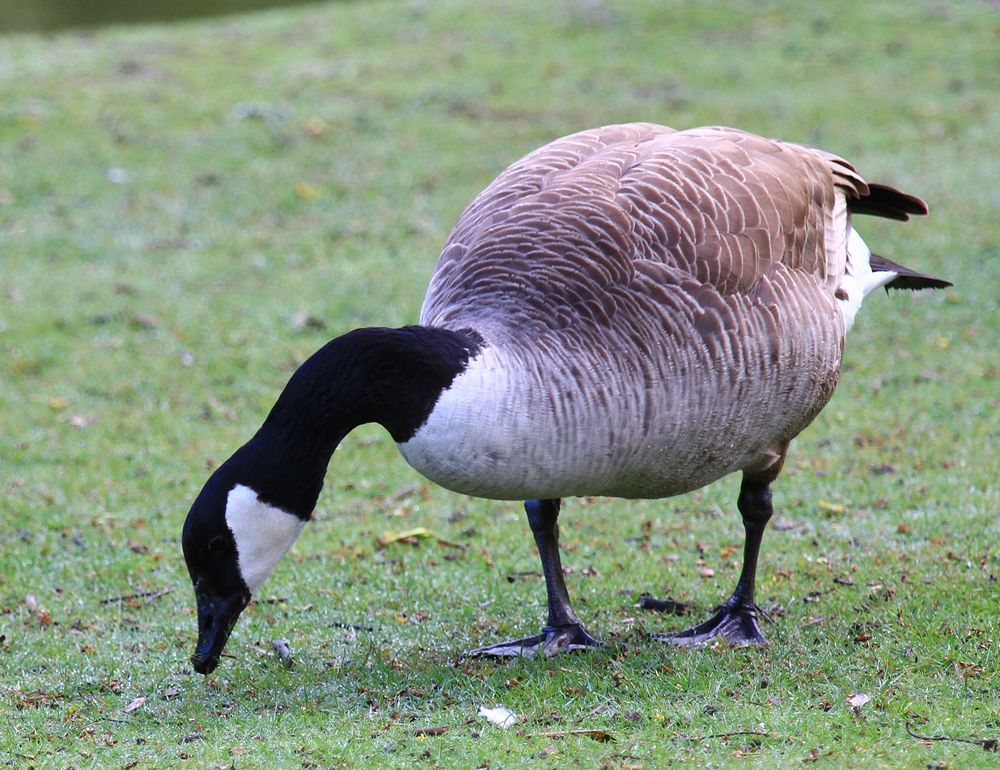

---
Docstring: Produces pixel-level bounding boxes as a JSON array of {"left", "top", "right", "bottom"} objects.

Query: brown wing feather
[{"left": 421, "top": 124, "right": 861, "bottom": 331}]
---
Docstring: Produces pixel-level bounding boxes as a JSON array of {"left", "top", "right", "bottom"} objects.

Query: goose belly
[{"left": 397, "top": 339, "right": 841, "bottom": 501}]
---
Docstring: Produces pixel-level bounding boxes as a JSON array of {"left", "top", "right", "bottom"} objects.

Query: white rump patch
[
  {"left": 838, "top": 228, "right": 897, "bottom": 332},
  {"left": 225, "top": 484, "right": 306, "bottom": 594}
]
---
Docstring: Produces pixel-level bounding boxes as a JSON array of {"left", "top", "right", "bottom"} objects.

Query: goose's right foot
[
  {"left": 470, "top": 499, "right": 601, "bottom": 659},
  {"left": 653, "top": 599, "right": 768, "bottom": 647},
  {"left": 464, "top": 623, "right": 602, "bottom": 659}
]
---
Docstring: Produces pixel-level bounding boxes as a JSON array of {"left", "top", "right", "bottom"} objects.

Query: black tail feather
[
  {"left": 849, "top": 183, "right": 929, "bottom": 222},
  {"left": 850, "top": 181, "right": 946, "bottom": 291},
  {"left": 870, "top": 253, "right": 952, "bottom": 292}
]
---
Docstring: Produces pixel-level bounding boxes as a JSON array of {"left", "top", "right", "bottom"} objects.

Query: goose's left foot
[
  {"left": 652, "top": 473, "right": 779, "bottom": 648},
  {"left": 465, "top": 623, "right": 603, "bottom": 658},
  {"left": 654, "top": 599, "right": 768, "bottom": 647}
]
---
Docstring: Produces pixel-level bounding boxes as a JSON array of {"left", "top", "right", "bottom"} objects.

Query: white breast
[
  {"left": 396, "top": 339, "right": 804, "bottom": 502},
  {"left": 398, "top": 347, "right": 549, "bottom": 499}
]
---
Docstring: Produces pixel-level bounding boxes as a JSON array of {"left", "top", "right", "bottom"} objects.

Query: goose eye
[{"left": 207, "top": 535, "right": 229, "bottom": 554}]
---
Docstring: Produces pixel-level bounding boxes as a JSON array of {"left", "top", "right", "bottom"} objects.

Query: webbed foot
[
  {"left": 465, "top": 623, "right": 603, "bottom": 658},
  {"left": 654, "top": 600, "right": 769, "bottom": 647}
]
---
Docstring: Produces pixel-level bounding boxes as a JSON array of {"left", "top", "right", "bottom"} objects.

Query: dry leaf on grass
[
  {"left": 295, "top": 181, "right": 321, "bottom": 200},
  {"left": 412, "top": 726, "right": 448, "bottom": 737},
  {"left": 289, "top": 311, "right": 327, "bottom": 331},
  {"left": 123, "top": 696, "right": 145, "bottom": 714},
  {"left": 304, "top": 116, "right": 327, "bottom": 136},
  {"left": 846, "top": 693, "right": 870, "bottom": 712},
  {"left": 378, "top": 527, "right": 464, "bottom": 549}
]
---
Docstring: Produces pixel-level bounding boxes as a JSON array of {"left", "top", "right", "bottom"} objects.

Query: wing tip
[
  {"left": 870, "top": 252, "right": 951, "bottom": 292},
  {"left": 882, "top": 275, "right": 953, "bottom": 292}
]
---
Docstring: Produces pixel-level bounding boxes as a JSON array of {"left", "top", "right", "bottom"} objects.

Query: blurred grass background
[{"left": 1, "top": 1, "right": 997, "bottom": 767}]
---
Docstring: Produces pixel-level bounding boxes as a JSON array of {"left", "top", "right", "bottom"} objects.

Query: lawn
[{"left": 1, "top": 0, "right": 997, "bottom": 767}]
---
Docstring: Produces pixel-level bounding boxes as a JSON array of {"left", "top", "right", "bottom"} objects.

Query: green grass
[{"left": 1, "top": 0, "right": 997, "bottom": 767}]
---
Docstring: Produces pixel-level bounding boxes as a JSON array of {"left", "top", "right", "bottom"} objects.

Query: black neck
[{"left": 223, "top": 325, "right": 483, "bottom": 518}]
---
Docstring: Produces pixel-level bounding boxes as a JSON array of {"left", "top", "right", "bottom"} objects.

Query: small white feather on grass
[{"left": 477, "top": 705, "right": 518, "bottom": 729}]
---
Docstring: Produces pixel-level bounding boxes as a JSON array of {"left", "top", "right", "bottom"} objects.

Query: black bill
[{"left": 191, "top": 590, "right": 250, "bottom": 675}]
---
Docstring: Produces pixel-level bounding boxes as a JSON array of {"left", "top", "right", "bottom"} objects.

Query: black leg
[
  {"left": 658, "top": 477, "right": 773, "bottom": 646},
  {"left": 527, "top": 498, "right": 582, "bottom": 629},
  {"left": 465, "top": 499, "right": 602, "bottom": 658}
]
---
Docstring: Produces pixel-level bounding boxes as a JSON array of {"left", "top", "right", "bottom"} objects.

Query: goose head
[
  {"left": 182, "top": 451, "right": 308, "bottom": 675},
  {"left": 182, "top": 466, "right": 251, "bottom": 675}
]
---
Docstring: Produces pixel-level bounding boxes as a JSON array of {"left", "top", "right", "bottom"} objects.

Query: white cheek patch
[{"left": 225, "top": 484, "right": 306, "bottom": 594}]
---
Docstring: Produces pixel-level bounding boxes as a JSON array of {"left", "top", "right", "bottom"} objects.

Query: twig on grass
[
  {"left": 331, "top": 619, "right": 375, "bottom": 632},
  {"left": 673, "top": 730, "right": 774, "bottom": 743},
  {"left": 506, "top": 570, "right": 543, "bottom": 583},
  {"left": 99, "top": 589, "right": 170, "bottom": 605},
  {"left": 905, "top": 723, "right": 998, "bottom": 751},
  {"left": 637, "top": 594, "right": 690, "bottom": 615},
  {"left": 530, "top": 728, "right": 615, "bottom": 742},
  {"left": 799, "top": 588, "right": 836, "bottom": 604},
  {"left": 384, "top": 483, "right": 421, "bottom": 504}
]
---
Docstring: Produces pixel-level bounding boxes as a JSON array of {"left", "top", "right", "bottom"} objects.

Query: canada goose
[{"left": 182, "top": 124, "right": 949, "bottom": 674}]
